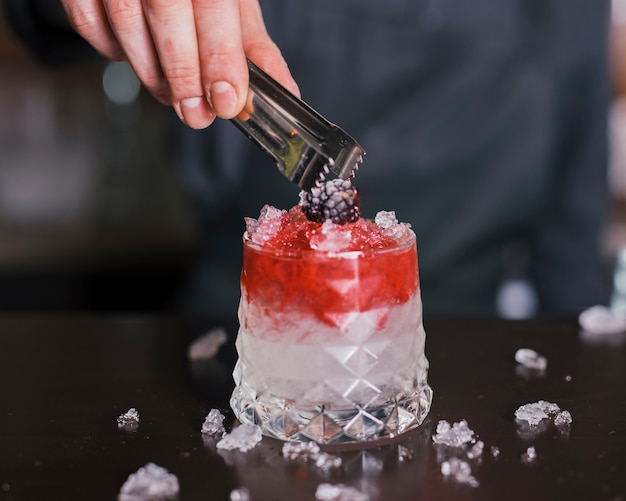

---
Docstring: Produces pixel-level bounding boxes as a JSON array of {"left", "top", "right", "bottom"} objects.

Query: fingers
[
  {"left": 60, "top": 0, "right": 124, "bottom": 61},
  {"left": 62, "top": 0, "right": 299, "bottom": 130},
  {"left": 104, "top": 0, "right": 170, "bottom": 104},
  {"left": 193, "top": 0, "right": 249, "bottom": 120},
  {"left": 142, "top": 0, "right": 214, "bottom": 127}
]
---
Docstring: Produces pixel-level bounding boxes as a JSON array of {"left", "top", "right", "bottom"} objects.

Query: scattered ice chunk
[
  {"left": 117, "top": 408, "right": 140, "bottom": 431},
  {"left": 216, "top": 423, "right": 262, "bottom": 452},
  {"left": 282, "top": 441, "right": 342, "bottom": 472},
  {"left": 118, "top": 463, "right": 179, "bottom": 501},
  {"left": 579, "top": 305, "right": 626, "bottom": 335},
  {"left": 433, "top": 419, "right": 483, "bottom": 487},
  {"left": 229, "top": 487, "right": 251, "bottom": 501},
  {"left": 249, "top": 205, "right": 285, "bottom": 244},
  {"left": 201, "top": 409, "right": 226, "bottom": 437},
  {"left": 432, "top": 420, "right": 475, "bottom": 448},
  {"left": 467, "top": 440, "right": 484, "bottom": 460},
  {"left": 515, "top": 400, "right": 572, "bottom": 438},
  {"left": 514, "top": 348, "right": 547, "bottom": 371},
  {"left": 554, "top": 410, "right": 572, "bottom": 428},
  {"left": 539, "top": 401, "right": 561, "bottom": 417},
  {"left": 315, "top": 483, "right": 369, "bottom": 501},
  {"left": 441, "top": 458, "right": 479, "bottom": 488},
  {"left": 521, "top": 446, "right": 537, "bottom": 464},
  {"left": 490, "top": 446, "right": 501, "bottom": 458},
  {"left": 188, "top": 327, "right": 228, "bottom": 360},
  {"left": 514, "top": 400, "right": 560, "bottom": 427}
]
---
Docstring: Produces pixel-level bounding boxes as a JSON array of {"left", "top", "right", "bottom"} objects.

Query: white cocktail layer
[{"left": 234, "top": 295, "right": 429, "bottom": 409}]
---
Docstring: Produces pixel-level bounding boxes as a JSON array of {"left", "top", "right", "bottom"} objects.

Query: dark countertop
[{"left": 0, "top": 315, "right": 624, "bottom": 500}]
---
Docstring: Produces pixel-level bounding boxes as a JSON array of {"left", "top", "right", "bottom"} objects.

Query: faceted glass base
[{"left": 230, "top": 382, "right": 433, "bottom": 444}]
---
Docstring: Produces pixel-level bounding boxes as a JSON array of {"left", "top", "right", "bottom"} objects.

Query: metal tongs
[{"left": 230, "top": 59, "right": 365, "bottom": 191}]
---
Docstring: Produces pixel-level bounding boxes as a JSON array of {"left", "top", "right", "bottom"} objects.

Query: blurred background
[
  {"left": 0, "top": 10, "right": 199, "bottom": 311},
  {"left": 0, "top": 4, "right": 625, "bottom": 316}
]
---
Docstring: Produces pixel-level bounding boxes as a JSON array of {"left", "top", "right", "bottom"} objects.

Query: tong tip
[{"left": 311, "top": 150, "right": 364, "bottom": 189}]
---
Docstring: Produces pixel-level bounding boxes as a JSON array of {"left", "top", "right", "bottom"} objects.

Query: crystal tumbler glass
[{"left": 230, "top": 212, "right": 432, "bottom": 444}]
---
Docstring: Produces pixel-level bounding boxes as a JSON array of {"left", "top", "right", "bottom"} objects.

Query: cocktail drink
[{"left": 230, "top": 194, "right": 432, "bottom": 444}]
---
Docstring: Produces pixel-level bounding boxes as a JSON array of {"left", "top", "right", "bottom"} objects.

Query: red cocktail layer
[{"left": 241, "top": 206, "right": 418, "bottom": 326}]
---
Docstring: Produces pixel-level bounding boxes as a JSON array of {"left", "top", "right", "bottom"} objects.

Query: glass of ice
[{"left": 230, "top": 205, "right": 432, "bottom": 444}]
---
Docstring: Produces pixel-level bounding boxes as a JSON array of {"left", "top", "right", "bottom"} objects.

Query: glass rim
[{"left": 242, "top": 228, "right": 416, "bottom": 259}]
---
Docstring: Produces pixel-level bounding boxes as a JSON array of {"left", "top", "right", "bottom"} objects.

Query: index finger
[
  {"left": 193, "top": 0, "right": 249, "bottom": 119},
  {"left": 142, "top": 0, "right": 215, "bottom": 128}
]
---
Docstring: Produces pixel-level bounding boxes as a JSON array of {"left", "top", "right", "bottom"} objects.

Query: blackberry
[{"left": 300, "top": 179, "right": 361, "bottom": 225}]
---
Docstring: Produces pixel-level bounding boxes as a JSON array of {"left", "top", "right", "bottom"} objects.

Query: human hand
[{"left": 60, "top": 0, "right": 299, "bottom": 129}]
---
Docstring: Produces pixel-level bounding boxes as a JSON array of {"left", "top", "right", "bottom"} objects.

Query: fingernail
[
  {"left": 177, "top": 96, "right": 214, "bottom": 129},
  {"left": 209, "top": 81, "right": 238, "bottom": 118}
]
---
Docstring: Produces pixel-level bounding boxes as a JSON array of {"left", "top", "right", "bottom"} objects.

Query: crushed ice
[
  {"left": 466, "top": 440, "right": 484, "bottom": 460},
  {"left": 578, "top": 305, "right": 626, "bottom": 335},
  {"left": 374, "top": 210, "right": 411, "bottom": 240},
  {"left": 514, "top": 348, "right": 547, "bottom": 371},
  {"left": 309, "top": 220, "right": 352, "bottom": 252},
  {"left": 229, "top": 487, "right": 251, "bottom": 501},
  {"left": 117, "top": 408, "right": 140, "bottom": 431},
  {"left": 282, "top": 441, "right": 342, "bottom": 472},
  {"left": 432, "top": 420, "right": 483, "bottom": 488},
  {"left": 554, "top": 410, "right": 572, "bottom": 427},
  {"left": 118, "top": 463, "right": 179, "bottom": 501},
  {"left": 441, "top": 458, "right": 479, "bottom": 488},
  {"left": 247, "top": 205, "right": 285, "bottom": 244},
  {"left": 244, "top": 217, "right": 259, "bottom": 235},
  {"left": 216, "top": 423, "right": 262, "bottom": 452},
  {"left": 201, "top": 408, "right": 226, "bottom": 437},
  {"left": 515, "top": 400, "right": 571, "bottom": 440},
  {"left": 315, "top": 483, "right": 369, "bottom": 501},
  {"left": 374, "top": 210, "right": 398, "bottom": 229},
  {"left": 521, "top": 446, "right": 538, "bottom": 464},
  {"left": 514, "top": 400, "right": 567, "bottom": 428},
  {"left": 432, "top": 420, "right": 475, "bottom": 448},
  {"left": 188, "top": 327, "right": 227, "bottom": 360}
]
